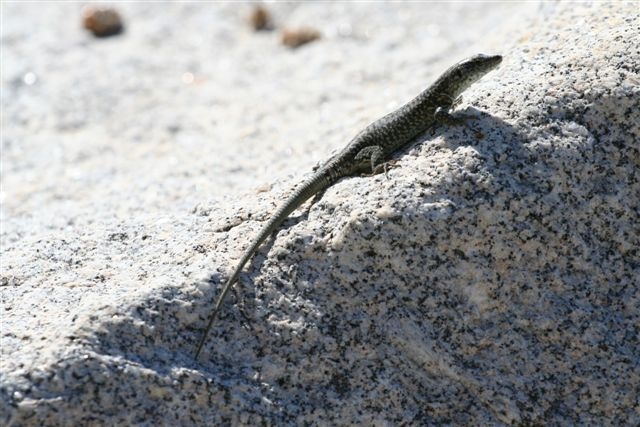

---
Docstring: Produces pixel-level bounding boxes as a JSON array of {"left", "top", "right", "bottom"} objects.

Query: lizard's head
[{"left": 436, "top": 54, "right": 503, "bottom": 101}]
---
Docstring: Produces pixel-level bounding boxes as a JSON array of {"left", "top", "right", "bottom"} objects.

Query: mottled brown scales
[{"left": 195, "top": 54, "right": 502, "bottom": 359}]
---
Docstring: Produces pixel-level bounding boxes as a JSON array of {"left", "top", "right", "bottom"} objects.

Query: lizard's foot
[
  {"left": 435, "top": 106, "right": 482, "bottom": 131},
  {"left": 451, "top": 95, "right": 463, "bottom": 110},
  {"left": 434, "top": 106, "right": 467, "bottom": 126},
  {"left": 370, "top": 159, "right": 398, "bottom": 178}
]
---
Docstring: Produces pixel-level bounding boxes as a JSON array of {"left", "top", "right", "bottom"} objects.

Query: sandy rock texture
[{"left": 1, "top": 2, "right": 638, "bottom": 425}]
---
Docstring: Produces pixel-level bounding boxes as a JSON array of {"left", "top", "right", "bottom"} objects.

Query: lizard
[{"left": 195, "top": 53, "right": 502, "bottom": 359}]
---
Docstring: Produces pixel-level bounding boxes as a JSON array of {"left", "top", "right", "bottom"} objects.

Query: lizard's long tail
[{"left": 195, "top": 171, "right": 333, "bottom": 359}]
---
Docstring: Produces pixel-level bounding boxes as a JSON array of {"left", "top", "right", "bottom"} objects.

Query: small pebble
[
  {"left": 249, "top": 5, "right": 272, "bottom": 31},
  {"left": 82, "top": 6, "right": 123, "bottom": 38},
  {"left": 281, "top": 27, "right": 321, "bottom": 48}
]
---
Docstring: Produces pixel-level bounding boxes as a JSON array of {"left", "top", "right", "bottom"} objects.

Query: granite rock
[{"left": 1, "top": 2, "right": 638, "bottom": 425}]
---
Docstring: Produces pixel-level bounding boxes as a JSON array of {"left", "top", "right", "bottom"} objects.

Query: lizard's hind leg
[
  {"left": 355, "top": 145, "right": 399, "bottom": 178},
  {"left": 354, "top": 145, "right": 385, "bottom": 174}
]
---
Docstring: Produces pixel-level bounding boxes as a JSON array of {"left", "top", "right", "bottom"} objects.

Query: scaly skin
[{"left": 195, "top": 54, "right": 502, "bottom": 359}]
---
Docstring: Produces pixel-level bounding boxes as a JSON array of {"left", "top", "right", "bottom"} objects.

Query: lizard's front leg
[
  {"left": 434, "top": 96, "right": 478, "bottom": 125},
  {"left": 434, "top": 95, "right": 463, "bottom": 124}
]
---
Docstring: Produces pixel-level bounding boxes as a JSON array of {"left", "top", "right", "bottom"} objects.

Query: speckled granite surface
[{"left": 1, "top": 2, "right": 639, "bottom": 426}]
